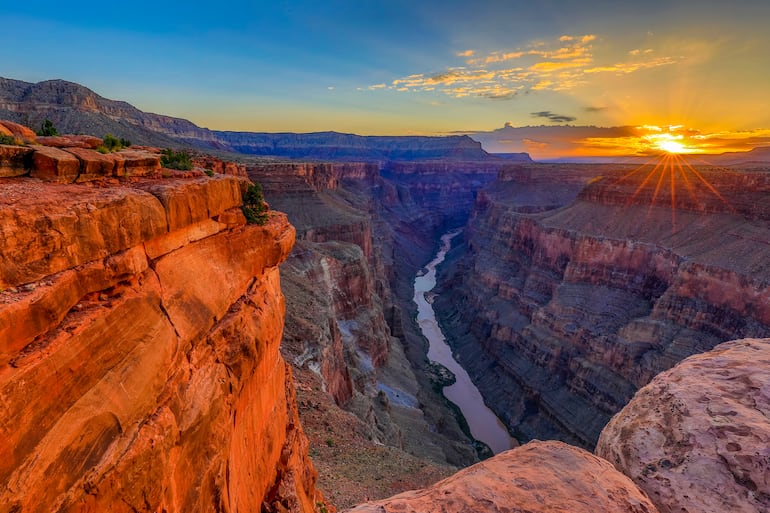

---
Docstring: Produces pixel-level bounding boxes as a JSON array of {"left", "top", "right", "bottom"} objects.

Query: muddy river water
[{"left": 413, "top": 231, "right": 514, "bottom": 454}]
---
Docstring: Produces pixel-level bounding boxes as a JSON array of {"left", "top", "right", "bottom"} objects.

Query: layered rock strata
[
  {"left": 246, "top": 158, "right": 509, "bottom": 505},
  {"left": 0, "top": 171, "right": 324, "bottom": 512},
  {"left": 597, "top": 338, "right": 770, "bottom": 513},
  {"left": 437, "top": 163, "right": 770, "bottom": 447}
]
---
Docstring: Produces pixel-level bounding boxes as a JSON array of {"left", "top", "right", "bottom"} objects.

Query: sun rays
[{"left": 610, "top": 151, "right": 735, "bottom": 231}]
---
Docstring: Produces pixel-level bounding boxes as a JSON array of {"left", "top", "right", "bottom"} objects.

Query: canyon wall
[
  {"left": 0, "top": 163, "right": 324, "bottom": 512},
  {"left": 248, "top": 159, "right": 505, "bottom": 507},
  {"left": 436, "top": 163, "right": 770, "bottom": 447}
]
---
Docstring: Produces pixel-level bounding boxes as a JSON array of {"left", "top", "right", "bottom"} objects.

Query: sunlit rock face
[
  {"left": 0, "top": 167, "right": 325, "bottom": 512},
  {"left": 436, "top": 163, "right": 770, "bottom": 447},
  {"left": 344, "top": 440, "right": 660, "bottom": 513},
  {"left": 597, "top": 338, "right": 770, "bottom": 513}
]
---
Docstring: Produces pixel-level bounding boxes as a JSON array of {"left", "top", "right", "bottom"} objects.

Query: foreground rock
[
  {"left": 346, "top": 440, "right": 658, "bottom": 513},
  {"left": 0, "top": 171, "right": 325, "bottom": 512},
  {"left": 597, "top": 338, "right": 770, "bottom": 513}
]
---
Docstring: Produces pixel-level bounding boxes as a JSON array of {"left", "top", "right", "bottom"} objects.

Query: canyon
[
  {"left": 436, "top": 162, "right": 770, "bottom": 447},
  {"left": 2, "top": 115, "right": 770, "bottom": 513}
]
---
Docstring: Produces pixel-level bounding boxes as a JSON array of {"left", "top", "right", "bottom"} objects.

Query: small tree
[
  {"left": 242, "top": 182, "right": 269, "bottom": 225},
  {"left": 36, "top": 119, "right": 59, "bottom": 137}
]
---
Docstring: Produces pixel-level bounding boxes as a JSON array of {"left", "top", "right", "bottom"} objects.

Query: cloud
[
  {"left": 585, "top": 106, "right": 607, "bottom": 112},
  {"left": 584, "top": 56, "right": 677, "bottom": 74},
  {"left": 532, "top": 111, "right": 577, "bottom": 123},
  {"left": 369, "top": 33, "right": 678, "bottom": 100}
]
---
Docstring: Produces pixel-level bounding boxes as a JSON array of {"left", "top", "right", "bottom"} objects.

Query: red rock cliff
[{"left": 0, "top": 170, "right": 326, "bottom": 512}]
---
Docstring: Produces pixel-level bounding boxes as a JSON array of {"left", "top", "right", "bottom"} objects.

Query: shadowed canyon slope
[
  {"left": 247, "top": 157, "right": 521, "bottom": 506},
  {"left": 0, "top": 139, "right": 324, "bottom": 512},
  {"left": 436, "top": 163, "right": 770, "bottom": 447}
]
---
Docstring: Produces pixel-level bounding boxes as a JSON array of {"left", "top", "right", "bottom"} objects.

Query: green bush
[
  {"left": 36, "top": 119, "right": 59, "bottom": 137},
  {"left": 0, "top": 134, "right": 18, "bottom": 145},
  {"left": 160, "top": 148, "right": 193, "bottom": 170},
  {"left": 242, "top": 182, "right": 269, "bottom": 225},
  {"left": 204, "top": 169, "right": 215, "bottom": 177},
  {"left": 97, "top": 133, "right": 129, "bottom": 153}
]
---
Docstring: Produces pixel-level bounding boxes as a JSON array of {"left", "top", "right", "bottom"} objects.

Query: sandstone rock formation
[
  {"left": 345, "top": 440, "right": 659, "bottom": 513},
  {"left": 436, "top": 163, "right": 770, "bottom": 447},
  {"left": 0, "top": 119, "right": 36, "bottom": 142},
  {"left": 0, "top": 166, "right": 325, "bottom": 511},
  {"left": 596, "top": 338, "right": 770, "bottom": 513}
]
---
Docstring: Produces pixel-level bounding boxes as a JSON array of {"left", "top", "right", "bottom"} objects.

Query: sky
[{"left": 2, "top": 0, "right": 770, "bottom": 158}]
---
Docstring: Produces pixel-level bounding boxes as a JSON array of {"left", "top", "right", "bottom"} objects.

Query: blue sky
[{"left": 2, "top": 1, "right": 770, "bottom": 155}]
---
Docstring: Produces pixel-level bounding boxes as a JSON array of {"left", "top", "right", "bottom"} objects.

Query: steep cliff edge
[
  {"left": 436, "top": 163, "right": 770, "bottom": 447},
  {"left": 0, "top": 166, "right": 325, "bottom": 511}
]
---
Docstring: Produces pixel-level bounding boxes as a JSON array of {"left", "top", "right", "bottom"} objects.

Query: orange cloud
[{"left": 370, "top": 33, "right": 677, "bottom": 100}]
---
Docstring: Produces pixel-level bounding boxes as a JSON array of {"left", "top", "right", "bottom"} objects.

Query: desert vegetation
[
  {"left": 241, "top": 182, "right": 269, "bottom": 225},
  {"left": 160, "top": 148, "right": 193, "bottom": 170}
]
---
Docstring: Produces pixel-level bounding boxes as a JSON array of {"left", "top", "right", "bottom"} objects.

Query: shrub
[
  {"left": 204, "top": 169, "right": 215, "bottom": 177},
  {"left": 160, "top": 148, "right": 193, "bottom": 170},
  {"left": 242, "top": 182, "right": 269, "bottom": 225},
  {"left": 97, "top": 133, "right": 129, "bottom": 153},
  {"left": 0, "top": 134, "right": 18, "bottom": 145},
  {"left": 36, "top": 119, "right": 59, "bottom": 137}
]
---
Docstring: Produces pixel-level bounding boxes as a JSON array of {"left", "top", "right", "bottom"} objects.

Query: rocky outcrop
[
  {"left": 597, "top": 338, "right": 770, "bottom": 513},
  {"left": 436, "top": 163, "right": 770, "bottom": 447},
  {"left": 0, "top": 119, "right": 36, "bottom": 142},
  {"left": 345, "top": 440, "right": 659, "bottom": 513},
  {"left": 0, "top": 144, "right": 33, "bottom": 177},
  {"left": 0, "top": 168, "right": 326, "bottom": 512}
]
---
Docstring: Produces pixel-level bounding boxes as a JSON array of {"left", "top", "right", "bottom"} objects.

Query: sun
[{"left": 658, "top": 140, "right": 689, "bottom": 154}]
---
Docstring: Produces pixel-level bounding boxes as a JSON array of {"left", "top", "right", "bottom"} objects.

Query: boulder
[
  {"left": 63, "top": 147, "right": 118, "bottom": 181},
  {"left": 0, "top": 120, "right": 36, "bottom": 142},
  {"left": 36, "top": 135, "right": 103, "bottom": 149},
  {"left": 119, "top": 149, "right": 161, "bottom": 177},
  {"left": 346, "top": 440, "right": 659, "bottom": 513},
  {"left": 597, "top": 338, "right": 770, "bottom": 513},
  {"left": 30, "top": 145, "right": 81, "bottom": 182},
  {"left": 0, "top": 145, "right": 33, "bottom": 177}
]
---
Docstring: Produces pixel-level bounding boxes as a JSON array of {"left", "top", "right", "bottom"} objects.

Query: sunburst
[{"left": 611, "top": 151, "right": 734, "bottom": 231}]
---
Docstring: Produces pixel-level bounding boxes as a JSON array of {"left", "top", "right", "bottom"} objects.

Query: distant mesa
[{"left": 0, "top": 76, "right": 531, "bottom": 162}]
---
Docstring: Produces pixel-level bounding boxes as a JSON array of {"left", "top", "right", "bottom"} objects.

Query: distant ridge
[{"left": 0, "top": 76, "right": 520, "bottom": 162}]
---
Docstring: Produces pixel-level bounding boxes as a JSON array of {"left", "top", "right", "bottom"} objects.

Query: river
[{"left": 413, "top": 230, "right": 514, "bottom": 454}]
